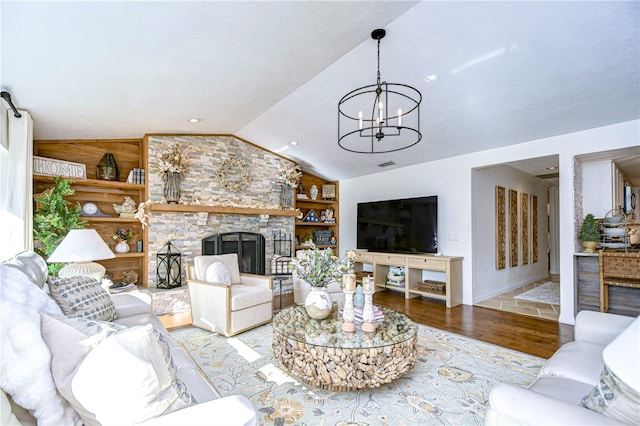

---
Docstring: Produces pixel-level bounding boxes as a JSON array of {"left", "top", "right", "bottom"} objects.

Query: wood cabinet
[
  {"left": 354, "top": 250, "right": 463, "bottom": 308},
  {"left": 33, "top": 139, "right": 149, "bottom": 286},
  {"left": 294, "top": 171, "right": 339, "bottom": 253}
]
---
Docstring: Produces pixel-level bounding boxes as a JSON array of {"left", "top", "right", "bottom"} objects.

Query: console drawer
[
  {"left": 375, "top": 254, "right": 406, "bottom": 266},
  {"left": 407, "top": 257, "right": 445, "bottom": 271},
  {"left": 354, "top": 252, "right": 374, "bottom": 263}
]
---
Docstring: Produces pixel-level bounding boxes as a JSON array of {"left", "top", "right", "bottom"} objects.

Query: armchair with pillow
[
  {"left": 484, "top": 310, "right": 639, "bottom": 425},
  {"left": 0, "top": 250, "right": 258, "bottom": 426},
  {"left": 187, "top": 253, "right": 273, "bottom": 337}
]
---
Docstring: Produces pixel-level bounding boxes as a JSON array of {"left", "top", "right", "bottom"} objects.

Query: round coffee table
[{"left": 272, "top": 305, "right": 417, "bottom": 390}]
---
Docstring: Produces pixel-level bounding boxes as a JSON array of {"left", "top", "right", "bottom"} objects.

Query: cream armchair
[{"left": 187, "top": 254, "right": 273, "bottom": 337}]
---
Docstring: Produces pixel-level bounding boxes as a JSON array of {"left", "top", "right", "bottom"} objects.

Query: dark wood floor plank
[{"left": 373, "top": 290, "right": 573, "bottom": 359}]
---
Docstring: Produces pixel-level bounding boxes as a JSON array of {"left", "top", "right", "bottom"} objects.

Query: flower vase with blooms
[
  {"left": 112, "top": 228, "right": 133, "bottom": 254},
  {"left": 289, "top": 243, "right": 355, "bottom": 319},
  {"left": 276, "top": 164, "right": 302, "bottom": 208},
  {"left": 157, "top": 143, "right": 192, "bottom": 203}
]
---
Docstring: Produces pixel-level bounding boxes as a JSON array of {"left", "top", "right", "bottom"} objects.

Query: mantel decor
[
  {"left": 338, "top": 28, "right": 422, "bottom": 154},
  {"left": 216, "top": 155, "right": 251, "bottom": 192},
  {"left": 158, "top": 142, "right": 192, "bottom": 204}
]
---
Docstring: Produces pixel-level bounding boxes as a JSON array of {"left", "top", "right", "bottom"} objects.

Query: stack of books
[
  {"left": 350, "top": 306, "right": 385, "bottom": 325},
  {"left": 126, "top": 168, "right": 146, "bottom": 184}
]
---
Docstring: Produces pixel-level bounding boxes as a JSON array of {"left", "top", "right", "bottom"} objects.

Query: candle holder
[
  {"left": 342, "top": 290, "right": 356, "bottom": 332},
  {"left": 361, "top": 289, "right": 376, "bottom": 333}
]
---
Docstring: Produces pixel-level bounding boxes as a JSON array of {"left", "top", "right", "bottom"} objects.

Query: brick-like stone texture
[{"left": 147, "top": 135, "right": 295, "bottom": 287}]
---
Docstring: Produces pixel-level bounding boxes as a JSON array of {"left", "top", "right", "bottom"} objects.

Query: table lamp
[{"left": 47, "top": 229, "right": 116, "bottom": 282}]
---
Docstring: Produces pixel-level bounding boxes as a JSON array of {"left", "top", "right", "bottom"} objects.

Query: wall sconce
[{"left": 157, "top": 241, "right": 181, "bottom": 289}]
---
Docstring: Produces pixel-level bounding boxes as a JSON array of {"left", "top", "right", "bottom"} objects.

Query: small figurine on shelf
[
  {"left": 330, "top": 236, "right": 337, "bottom": 245},
  {"left": 113, "top": 196, "right": 137, "bottom": 218}
]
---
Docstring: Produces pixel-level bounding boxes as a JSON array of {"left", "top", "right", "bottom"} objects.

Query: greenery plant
[
  {"left": 33, "top": 177, "right": 86, "bottom": 275},
  {"left": 579, "top": 213, "right": 600, "bottom": 242}
]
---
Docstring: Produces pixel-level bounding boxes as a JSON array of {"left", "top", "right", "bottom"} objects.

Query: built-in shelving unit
[
  {"left": 294, "top": 171, "right": 339, "bottom": 252},
  {"left": 33, "top": 138, "right": 149, "bottom": 286}
]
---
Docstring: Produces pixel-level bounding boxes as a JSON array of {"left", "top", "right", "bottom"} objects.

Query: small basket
[{"left": 418, "top": 280, "right": 446, "bottom": 295}]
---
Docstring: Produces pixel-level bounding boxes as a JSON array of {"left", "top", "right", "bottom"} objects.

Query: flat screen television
[{"left": 357, "top": 196, "right": 438, "bottom": 254}]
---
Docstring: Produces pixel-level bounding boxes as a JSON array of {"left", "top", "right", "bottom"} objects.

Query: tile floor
[{"left": 475, "top": 276, "right": 560, "bottom": 322}]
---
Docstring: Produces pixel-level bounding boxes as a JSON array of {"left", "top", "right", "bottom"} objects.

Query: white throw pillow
[
  {"left": 70, "top": 324, "right": 195, "bottom": 425},
  {"left": 205, "top": 262, "right": 232, "bottom": 285},
  {"left": 580, "top": 364, "right": 640, "bottom": 424}
]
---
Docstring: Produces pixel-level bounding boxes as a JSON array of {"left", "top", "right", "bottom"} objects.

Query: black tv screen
[{"left": 357, "top": 196, "right": 438, "bottom": 254}]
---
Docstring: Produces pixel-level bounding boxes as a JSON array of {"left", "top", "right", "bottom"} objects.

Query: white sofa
[
  {"left": 485, "top": 310, "right": 639, "bottom": 425},
  {"left": 0, "top": 251, "right": 258, "bottom": 425}
]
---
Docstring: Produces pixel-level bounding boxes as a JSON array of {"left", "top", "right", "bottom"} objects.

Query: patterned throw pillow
[
  {"left": 580, "top": 364, "right": 640, "bottom": 424},
  {"left": 47, "top": 276, "right": 118, "bottom": 321}
]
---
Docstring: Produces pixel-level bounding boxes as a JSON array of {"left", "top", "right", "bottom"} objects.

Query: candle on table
[
  {"left": 363, "top": 276, "right": 375, "bottom": 292},
  {"left": 342, "top": 273, "right": 356, "bottom": 292}
]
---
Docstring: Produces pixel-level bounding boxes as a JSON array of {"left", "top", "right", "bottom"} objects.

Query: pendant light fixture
[{"left": 338, "top": 28, "right": 422, "bottom": 154}]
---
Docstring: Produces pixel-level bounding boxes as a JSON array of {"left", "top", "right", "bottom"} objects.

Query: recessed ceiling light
[
  {"left": 290, "top": 140, "right": 299, "bottom": 146},
  {"left": 546, "top": 166, "right": 558, "bottom": 170},
  {"left": 188, "top": 118, "right": 201, "bottom": 123},
  {"left": 424, "top": 74, "right": 438, "bottom": 82}
]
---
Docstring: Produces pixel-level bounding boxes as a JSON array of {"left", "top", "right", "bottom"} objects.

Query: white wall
[
  {"left": 471, "top": 166, "right": 549, "bottom": 302},
  {"left": 582, "top": 159, "right": 613, "bottom": 218},
  {"left": 340, "top": 119, "right": 639, "bottom": 325}
]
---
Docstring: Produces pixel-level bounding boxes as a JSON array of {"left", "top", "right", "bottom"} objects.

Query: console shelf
[{"left": 353, "top": 251, "right": 463, "bottom": 308}]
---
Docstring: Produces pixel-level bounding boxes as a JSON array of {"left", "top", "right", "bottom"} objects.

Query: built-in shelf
[
  {"left": 149, "top": 203, "right": 300, "bottom": 217},
  {"left": 295, "top": 222, "right": 336, "bottom": 227},
  {"left": 33, "top": 175, "right": 145, "bottom": 190},
  {"left": 114, "top": 252, "right": 145, "bottom": 258},
  {"left": 84, "top": 217, "right": 140, "bottom": 223}
]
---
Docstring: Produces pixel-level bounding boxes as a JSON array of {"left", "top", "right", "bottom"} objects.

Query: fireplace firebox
[{"left": 202, "top": 232, "right": 265, "bottom": 275}]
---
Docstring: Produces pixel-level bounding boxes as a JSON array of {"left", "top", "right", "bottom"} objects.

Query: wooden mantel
[{"left": 149, "top": 203, "right": 300, "bottom": 217}]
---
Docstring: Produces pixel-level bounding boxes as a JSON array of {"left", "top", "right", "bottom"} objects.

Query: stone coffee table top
[{"left": 272, "top": 305, "right": 418, "bottom": 390}]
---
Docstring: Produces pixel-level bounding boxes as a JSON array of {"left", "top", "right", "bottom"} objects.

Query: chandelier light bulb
[
  {"left": 397, "top": 108, "right": 402, "bottom": 127},
  {"left": 358, "top": 110, "right": 363, "bottom": 130}
]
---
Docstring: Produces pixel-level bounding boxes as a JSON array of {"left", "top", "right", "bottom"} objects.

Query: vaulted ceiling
[{"left": 2, "top": 1, "right": 638, "bottom": 180}]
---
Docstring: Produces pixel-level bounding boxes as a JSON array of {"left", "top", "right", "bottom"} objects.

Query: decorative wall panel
[
  {"left": 495, "top": 186, "right": 506, "bottom": 270},
  {"left": 509, "top": 189, "right": 518, "bottom": 267},
  {"left": 532, "top": 194, "right": 538, "bottom": 263},
  {"left": 521, "top": 192, "right": 529, "bottom": 265}
]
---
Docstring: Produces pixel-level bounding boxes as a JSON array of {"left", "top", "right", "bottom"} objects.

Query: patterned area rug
[
  {"left": 171, "top": 323, "right": 544, "bottom": 425},
  {"left": 514, "top": 281, "right": 560, "bottom": 305}
]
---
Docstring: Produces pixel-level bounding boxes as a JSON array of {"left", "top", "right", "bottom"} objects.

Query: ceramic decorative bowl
[
  {"left": 606, "top": 216, "right": 624, "bottom": 224},
  {"left": 387, "top": 273, "right": 405, "bottom": 283},
  {"left": 603, "top": 227, "right": 627, "bottom": 237}
]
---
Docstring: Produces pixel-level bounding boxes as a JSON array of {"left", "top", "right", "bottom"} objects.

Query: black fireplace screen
[{"left": 202, "top": 232, "right": 265, "bottom": 275}]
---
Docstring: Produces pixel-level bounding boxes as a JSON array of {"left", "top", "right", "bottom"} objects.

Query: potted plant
[
  {"left": 579, "top": 213, "right": 600, "bottom": 253},
  {"left": 289, "top": 243, "right": 355, "bottom": 320},
  {"left": 33, "top": 177, "right": 86, "bottom": 275},
  {"left": 112, "top": 227, "right": 133, "bottom": 253}
]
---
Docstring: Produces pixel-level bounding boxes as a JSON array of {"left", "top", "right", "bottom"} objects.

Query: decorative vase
[
  {"left": 115, "top": 240, "right": 130, "bottom": 254},
  {"left": 96, "top": 153, "right": 120, "bottom": 181},
  {"left": 163, "top": 172, "right": 182, "bottom": 204},
  {"left": 354, "top": 285, "right": 365, "bottom": 307},
  {"left": 279, "top": 185, "right": 293, "bottom": 209},
  {"left": 310, "top": 184, "right": 319, "bottom": 200},
  {"left": 581, "top": 241, "right": 598, "bottom": 253},
  {"left": 304, "top": 286, "right": 332, "bottom": 320}
]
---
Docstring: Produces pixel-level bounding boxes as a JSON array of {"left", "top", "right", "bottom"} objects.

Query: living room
[{"left": 2, "top": 1, "right": 639, "bottom": 425}]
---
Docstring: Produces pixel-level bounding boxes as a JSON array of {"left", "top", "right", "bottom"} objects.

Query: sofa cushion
[
  {"left": 41, "top": 314, "right": 126, "bottom": 425},
  {"left": 580, "top": 364, "right": 640, "bottom": 424},
  {"left": 537, "top": 340, "right": 604, "bottom": 385},
  {"left": 47, "top": 275, "right": 118, "bottom": 321},
  {"left": 205, "top": 261, "right": 231, "bottom": 285},
  {"left": 230, "top": 285, "right": 273, "bottom": 311},
  {"left": 528, "top": 376, "right": 595, "bottom": 405}
]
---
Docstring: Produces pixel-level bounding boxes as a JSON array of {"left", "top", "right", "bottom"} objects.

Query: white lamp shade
[
  {"left": 47, "top": 229, "right": 116, "bottom": 282},
  {"left": 47, "top": 229, "right": 116, "bottom": 263}
]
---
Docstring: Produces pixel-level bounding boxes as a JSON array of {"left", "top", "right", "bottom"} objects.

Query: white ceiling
[{"left": 2, "top": 1, "right": 639, "bottom": 181}]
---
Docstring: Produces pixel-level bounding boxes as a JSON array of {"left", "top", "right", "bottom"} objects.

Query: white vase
[
  {"left": 115, "top": 240, "right": 130, "bottom": 254},
  {"left": 310, "top": 184, "right": 319, "bottom": 200},
  {"left": 304, "top": 286, "right": 332, "bottom": 320}
]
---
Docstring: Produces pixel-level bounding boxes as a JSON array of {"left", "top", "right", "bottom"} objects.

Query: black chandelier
[{"left": 338, "top": 28, "right": 422, "bottom": 154}]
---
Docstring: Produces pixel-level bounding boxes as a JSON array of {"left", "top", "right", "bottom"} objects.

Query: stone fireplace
[{"left": 145, "top": 134, "right": 296, "bottom": 287}]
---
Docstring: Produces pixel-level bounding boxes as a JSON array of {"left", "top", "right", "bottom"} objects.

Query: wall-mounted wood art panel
[
  {"left": 532, "top": 194, "right": 538, "bottom": 263},
  {"left": 496, "top": 186, "right": 506, "bottom": 270},
  {"left": 521, "top": 192, "right": 529, "bottom": 265},
  {"left": 509, "top": 189, "right": 518, "bottom": 267}
]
